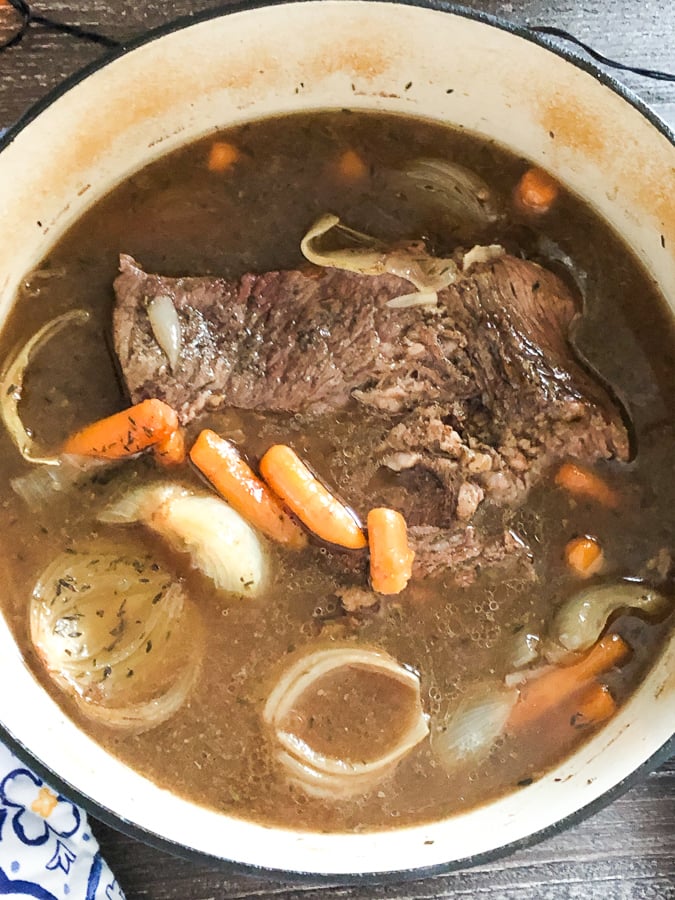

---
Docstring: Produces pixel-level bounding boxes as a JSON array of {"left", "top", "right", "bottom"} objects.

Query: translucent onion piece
[
  {"left": 462, "top": 244, "right": 505, "bottom": 272},
  {"left": 0, "top": 310, "right": 89, "bottom": 465},
  {"left": 300, "top": 214, "right": 458, "bottom": 293},
  {"left": 147, "top": 294, "right": 182, "bottom": 371},
  {"left": 402, "top": 158, "right": 502, "bottom": 227},
  {"left": 431, "top": 685, "right": 517, "bottom": 772},
  {"left": 72, "top": 661, "right": 197, "bottom": 730},
  {"left": 552, "top": 580, "right": 670, "bottom": 653},
  {"left": 11, "top": 455, "right": 110, "bottom": 511},
  {"left": 509, "top": 630, "right": 542, "bottom": 669},
  {"left": 30, "top": 543, "right": 201, "bottom": 731},
  {"left": 100, "top": 483, "right": 267, "bottom": 595},
  {"left": 386, "top": 291, "right": 438, "bottom": 309},
  {"left": 263, "top": 646, "right": 429, "bottom": 798}
]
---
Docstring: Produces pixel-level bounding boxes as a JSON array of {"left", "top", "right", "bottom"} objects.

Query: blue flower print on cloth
[{"left": 0, "top": 741, "right": 125, "bottom": 899}]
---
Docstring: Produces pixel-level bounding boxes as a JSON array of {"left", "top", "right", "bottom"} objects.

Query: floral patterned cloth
[{"left": 0, "top": 741, "right": 124, "bottom": 899}]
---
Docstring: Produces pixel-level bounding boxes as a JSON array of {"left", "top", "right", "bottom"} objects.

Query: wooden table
[{"left": 1, "top": 2, "right": 673, "bottom": 897}]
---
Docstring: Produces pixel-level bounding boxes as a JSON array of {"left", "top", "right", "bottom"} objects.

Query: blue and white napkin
[{"left": 0, "top": 741, "right": 125, "bottom": 899}]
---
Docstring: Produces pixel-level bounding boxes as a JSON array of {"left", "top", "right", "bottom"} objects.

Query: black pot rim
[{"left": 0, "top": 0, "right": 673, "bottom": 886}]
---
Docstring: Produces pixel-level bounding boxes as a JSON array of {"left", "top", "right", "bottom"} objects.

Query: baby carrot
[
  {"left": 508, "top": 633, "right": 630, "bottom": 730},
  {"left": 153, "top": 427, "right": 186, "bottom": 467},
  {"left": 259, "top": 444, "right": 367, "bottom": 550},
  {"left": 190, "top": 430, "right": 307, "bottom": 549},
  {"left": 570, "top": 682, "right": 617, "bottom": 729},
  {"left": 367, "top": 508, "right": 415, "bottom": 595},
  {"left": 564, "top": 535, "right": 604, "bottom": 579},
  {"left": 513, "top": 167, "right": 559, "bottom": 215},
  {"left": 62, "top": 399, "right": 178, "bottom": 460},
  {"left": 555, "top": 462, "right": 619, "bottom": 509},
  {"left": 207, "top": 141, "right": 240, "bottom": 173},
  {"left": 336, "top": 149, "right": 367, "bottom": 182}
]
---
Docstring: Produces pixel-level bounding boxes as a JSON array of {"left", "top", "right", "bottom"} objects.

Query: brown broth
[{"left": 0, "top": 111, "right": 673, "bottom": 832}]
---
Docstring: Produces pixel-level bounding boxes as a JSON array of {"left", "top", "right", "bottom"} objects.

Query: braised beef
[{"left": 113, "top": 251, "right": 629, "bottom": 536}]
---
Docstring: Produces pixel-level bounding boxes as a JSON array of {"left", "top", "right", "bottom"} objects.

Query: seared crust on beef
[{"left": 112, "top": 251, "right": 629, "bottom": 582}]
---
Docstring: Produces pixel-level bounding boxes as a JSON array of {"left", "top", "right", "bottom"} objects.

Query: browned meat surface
[{"left": 112, "top": 251, "right": 629, "bottom": 582}]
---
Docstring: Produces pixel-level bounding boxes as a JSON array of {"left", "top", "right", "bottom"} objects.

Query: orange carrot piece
[
  {"left": 336, "top": 149, "right": 367, "bottom": 181},
  {"left": 190, "top": 430, "right": 307, "bottom": 549},
  {"left": 259, "top": 444, "right": 366, "bottom": 550},
  {"left": 570, "top": 682, "right": 617, "bottom": 729},
  {"left": 153, "top": 427, "right": 186, "bottom": 467},
  {"left": 555, "top": 462, "right": 619, "bottom": 509},
  {"left": 207, "top": 141, "right": 240, "bottom": 173},
  {"left": 513, "top": 167, "right": 559, "bottom": 215},
  {"left": 508, "top": 633, "right": 630, "bottom": 730},
  {"left": 62, "top": 399, "right": 178, "bottom": 460},
  {"left": 564, "top": 535, "right": 604, "bottom": 579},
  {"left": 367, "top": 508, "right": 415, "bottom": 595}
]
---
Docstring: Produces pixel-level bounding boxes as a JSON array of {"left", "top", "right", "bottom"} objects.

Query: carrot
[
  {"left": 570, "top": 682, "right": 617, "bottom": 729},
  {"left": 508, "top": 633, "right": 630, "bottom": 730},
  {"left": 259, "top": 444, "right": 366, "bottom": 550},
  {"left": 207, "top": 141, "right": 240, "bottom": 173},
  {"left": 62, "top": 399, "right": 178, "bottom": 460},
  {"left": 153, "top": 427, "right": 186, "bottom": 467},
  {"left": 190, "top": 430, "right": 307, "bottom": 549},
  {"left": 513, "top": 167, "right": 559, "bottom": 215},
  {"left": 555, "top": 462, "right": 619, "bottom": 509},
  {"left": 367, "top": 508, "right": 415, "bottom": 595},
  {"left": 336, "top": 149, "right": 367, "bottom": 181},
  {"left": 564, "top": 535, "right": 604, "bottom": 578}
]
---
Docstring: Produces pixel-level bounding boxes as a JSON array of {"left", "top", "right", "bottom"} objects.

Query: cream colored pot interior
[{"left": 0, "top": 0, "right": 673, "bottom": 876}]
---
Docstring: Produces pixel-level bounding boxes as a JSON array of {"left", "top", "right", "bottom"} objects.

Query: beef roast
[{"left": 112, "top": 251, "right": 629, "bottom": 582}]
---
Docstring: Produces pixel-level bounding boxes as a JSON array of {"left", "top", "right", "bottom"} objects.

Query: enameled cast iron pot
[{"left": 0, "top": 0, "right": 673, "bottom": 879}]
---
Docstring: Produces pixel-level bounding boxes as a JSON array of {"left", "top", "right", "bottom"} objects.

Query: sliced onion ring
[
  {"left": 0, "top": 309, "right": 89, "bottom": 466},
  {"left": 263, "top": 646, "right": 429, "bottom": 798}
]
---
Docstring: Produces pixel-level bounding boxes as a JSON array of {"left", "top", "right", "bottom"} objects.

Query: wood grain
[{"left": 0, "top": 2, "right": 673, "bottom": 899}]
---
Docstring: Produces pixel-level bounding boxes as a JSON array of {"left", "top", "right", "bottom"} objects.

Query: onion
[
  {"left": 30, "top": 542, "right": 201, "bottom": 731},
  {"left": 462, "top": 244, "right": 505, "bottom": 272},
  {"left": 300, "top": 214, "right": 458, "bottom": 293},
  {"left": 401, "top": 158, "right": 502, "bottom": 228},
  {"left": 11, "top": 455, "right": 111, "bottom": 510},
  {"left": 0, "top": 310, "right": 89, "bottom": 465},
  {"left": 431, "top": 684, "right": 517, "bottom": 772},
  {"left": 100, "top": 483, "right": 268, "bottom": 596},
  {"left": 263, "top": 646, "right": 429, "bottom": 798},
  {"left": 386, "top": 291, "right": 438, "bottom": 309},
  {"left": 509, "top": 630, "right": 542, "bottom": 669},
  {"left": 551, "top": 580, "right": 670, "bottom": 654},
  {"left": 147, "top": 294, "right": 182, "bottom": 371}
]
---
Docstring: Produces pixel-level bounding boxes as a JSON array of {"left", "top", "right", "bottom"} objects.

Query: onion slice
[
  {"left": 0, "top": 309, "right": 89, "bottom": 465},
  {"left": 100, "top": 483, "right": 268, "bottom": 596},
  {"left": 147, "top": 294, "right": 182, "bottom": 371},
  {"left": 431, "top": 684, "right": 517, "bottom": 772},
  {"left": 300, "top": 214, "right": 458, "bottom": 294},
  {"left": 402, "top": 158, "right": 502, "bottom": 228},
  {"left": 30, "top": 542, "right": 201, "bottom": 732},
  {"left": 551, "top": 580, "right": 670, "bottom": 654},
  {"left": 263, "top": 646, "right": 429, "bottom": 798}
]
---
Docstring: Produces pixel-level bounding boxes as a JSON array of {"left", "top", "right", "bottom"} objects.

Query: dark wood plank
[
  {"left": 0, "top": 2, "right": 673, "bottom": 899},
  {"left": 92, "top": 759, "right": 675, "bottom": 899}
]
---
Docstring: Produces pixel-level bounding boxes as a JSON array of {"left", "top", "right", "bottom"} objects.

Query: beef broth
[{"left": 0, "top": 111, "right": 673, "bottom": 832}]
